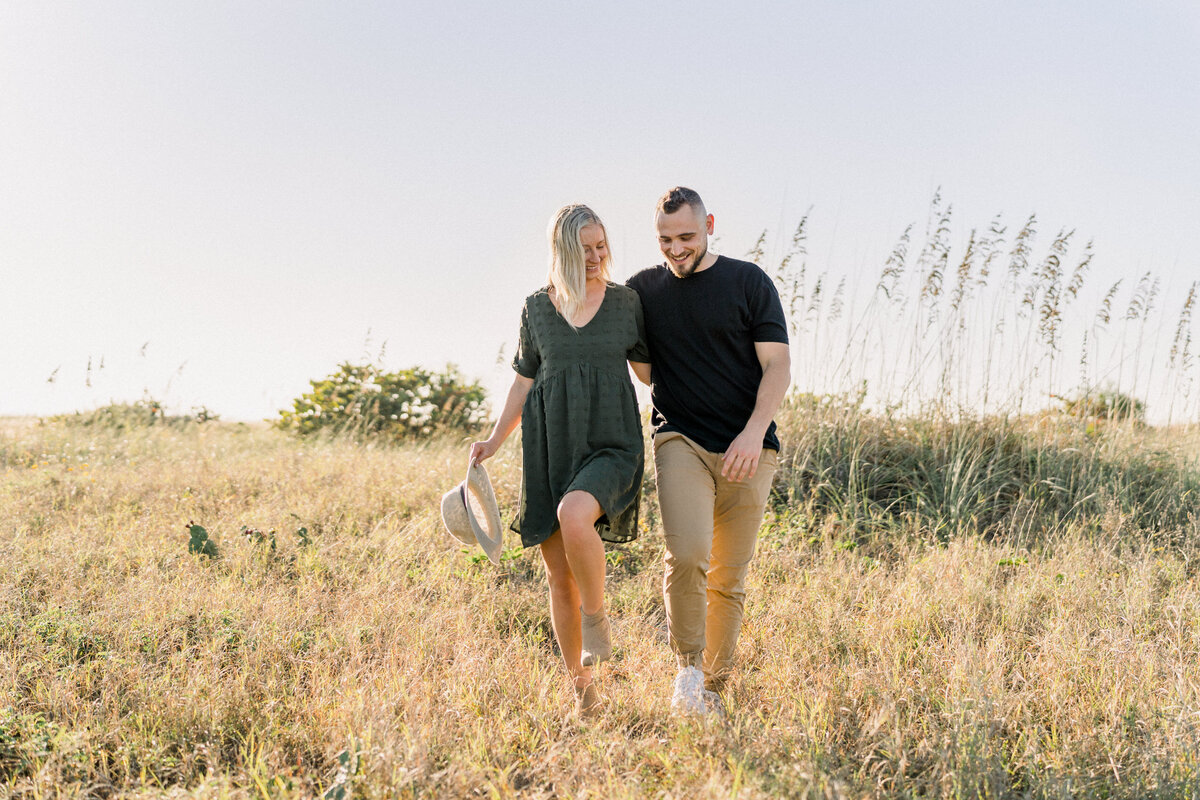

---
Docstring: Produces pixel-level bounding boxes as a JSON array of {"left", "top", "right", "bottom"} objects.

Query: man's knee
[
  {"left": 664, "top": 533, "right": 711, "bottom": 574},
  {"left": 706, "top": 581, "right": 747, "bottom": 606},
  {"left": 707, "top": 550, "right": 754, "bottom": 597}
]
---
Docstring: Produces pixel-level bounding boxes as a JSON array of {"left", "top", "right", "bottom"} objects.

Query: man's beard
[{"left": 668, "top": 243, "right": 707, "bottom": 278}]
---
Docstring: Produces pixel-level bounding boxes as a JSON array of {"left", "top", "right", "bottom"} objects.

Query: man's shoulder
[
  {"left": 626, "top": 265, "right": 669, "bottom": 292},
  {"left": 716, "top": 254, "right": 759, "bottom": 270},
  {"left": 714, "top": 255, "right": 772, "bottom": 281}
]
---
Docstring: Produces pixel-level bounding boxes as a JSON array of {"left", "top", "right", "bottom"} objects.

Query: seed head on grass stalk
[
  {"left": 1035, "top": 228, "right": 1074, "bottom": 353},
  {"left": 917, "top": 194, "right": 953, "bottom": 306},
  {"left": 1007, "top": 214, "right": 1037, "bottom": 281},
  {"left": 773, "top": 214, "right": 810, "bottom": 337},
  {"left": 977, "top": 214, "right": 1006, "bottom": 286},
  {"left": 1125, "top": 272, "right": 1155, "bottom": 322},
  {"left": 1066, "top": 239, "right": 1094, "bottom": 301},
  {"left": 876, "top": 223, "right": 912, "bottom": 302},
  {"left": 1125, "top": 273, "right": 1161, "bottom": 405},
  {"left": 806, "top": 275, "right": 825, "bottom": 325},
  {"left": 1096, "top": 280, "right": 1123, "bottom": 327},
  {"left": 1165, "top": 282, "right": 1198, "bottom": 425},
  {"left": 829, "top": 277, "right": 846, "bottom": 323},
  {"left": 1169, "top": 282, "right": 1197, "bottom": 371},
  {"left": 949, "top": 230, "right": 977, "bottom": 317},
  {"left": 746, "top": 229, "right": 768, "bottom": 265}
]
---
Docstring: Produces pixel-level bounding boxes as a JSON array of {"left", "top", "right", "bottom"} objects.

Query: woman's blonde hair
[{"left": 547, "top": 204, "right": 610, "bottom": 329}]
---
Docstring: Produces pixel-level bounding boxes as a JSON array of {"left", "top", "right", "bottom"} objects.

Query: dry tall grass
[{"left": 4, "top": 416, "right": 1200, "bottom": 798}]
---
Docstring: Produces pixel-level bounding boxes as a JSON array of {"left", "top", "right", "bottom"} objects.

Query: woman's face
[{"left": 579, "top": 224, "right": 609, "bottom": 281}]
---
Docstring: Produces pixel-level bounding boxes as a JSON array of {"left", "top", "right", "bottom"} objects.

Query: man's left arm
[{"left": 720, "top": 341, "right": 791, "bottom": 482}]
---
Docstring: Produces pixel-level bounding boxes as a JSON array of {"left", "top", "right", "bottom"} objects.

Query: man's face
[{"left": 656, "top": 207, "right": 714, "bottom": 278}]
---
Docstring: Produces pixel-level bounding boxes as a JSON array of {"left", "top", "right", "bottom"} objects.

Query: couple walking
[{"left": 468, "top": 187, "right": 791, "bottom": 717}]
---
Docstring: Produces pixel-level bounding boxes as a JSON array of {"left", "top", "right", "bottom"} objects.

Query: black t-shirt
[{"left": 627, "top": 255, "right": 789, "bottom": 453}]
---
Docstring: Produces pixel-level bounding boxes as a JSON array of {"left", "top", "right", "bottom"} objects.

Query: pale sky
[{"left": 3, "top": 2, "right": 1198, "bottom": 421}]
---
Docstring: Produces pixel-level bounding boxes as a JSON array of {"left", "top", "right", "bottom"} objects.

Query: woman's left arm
[
  {"left": 629, "top": 361, "right": 651, "bottom": 386},
  {"left": 628, "top": 292, "right": 652, "bottom": 387}
]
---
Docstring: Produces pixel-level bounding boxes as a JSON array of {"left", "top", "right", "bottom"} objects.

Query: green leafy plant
[
  {"left": 240, "top": 526, "right": 276, "bottom": 552},
  {"left": 322, "top": 741, "right": 361, "bottom": 800},
  {"left": 467, "top": 546, "right": 524, "bottom": 565},
  {"left": 276, "top": 362, "right": 487, "bottom": 440},
  {"left": 0, "top": 709, "right": 63, "bottom": 782},
  {"left": 186, "top": 522, "right": 218, "bottom": 558}
]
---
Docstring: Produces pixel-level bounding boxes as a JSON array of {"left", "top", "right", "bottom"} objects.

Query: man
[{"left": 627, "top": 186, "right": 791, "bottom": 715}]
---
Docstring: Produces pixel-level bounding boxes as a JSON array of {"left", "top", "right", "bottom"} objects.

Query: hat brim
[
  {"left": 440, "top": 462, "right": 505, "bottom": 564},
  {"left": 463, "top": 462, "right": 504, "bottom": 564}
]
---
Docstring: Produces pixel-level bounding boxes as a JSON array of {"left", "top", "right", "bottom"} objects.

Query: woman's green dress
[{"left": 511, "top": 283, "right": 650, "bottom": 547}]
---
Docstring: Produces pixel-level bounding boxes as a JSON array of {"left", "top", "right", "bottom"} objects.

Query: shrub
[
  {"left": 276, "top": 362, "right": 487, "bottom": 440},
  {"left": 775, "top": 399, "right": 1200, "bottom": 542},
  {"left": 1053, "top": 389, "right": 1146, "bottom": 423},
  {"left": 50, "top": 399, "right": 219, "bottom": 430}
]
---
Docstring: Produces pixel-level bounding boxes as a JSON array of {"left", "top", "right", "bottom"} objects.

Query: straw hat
[{"left": 440, "top": 461, "right": 504, "bottom": 564}]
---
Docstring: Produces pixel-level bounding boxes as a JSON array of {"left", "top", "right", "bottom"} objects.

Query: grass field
[
  {"left": 5, "top": 202, "right": 1200, "bottom": 797},
  {"left": 4, "top": 410, "right": 1200, "bottom": 799}
]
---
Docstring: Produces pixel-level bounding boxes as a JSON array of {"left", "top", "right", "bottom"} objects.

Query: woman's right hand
[{"left": 469, "top": 438, "right": 500, "bottom": 466}]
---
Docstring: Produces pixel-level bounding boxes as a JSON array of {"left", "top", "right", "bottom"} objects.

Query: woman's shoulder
[
  {"left": 605, "top": 282, "right": 642, "bottom": 304},
  {"left": 521, "top": 287, "right": 553, "bottom": 310}
]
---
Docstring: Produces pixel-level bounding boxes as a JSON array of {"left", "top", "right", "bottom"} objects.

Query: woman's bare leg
[
  {"left": 556, "top": 490, "right": 606, "bottom": 615},
  {"left": 540, "top": 530, "right": 591, "bottom": 689},
  {"left": 557, "top": 490, "right": 611, "bottom": 666}
]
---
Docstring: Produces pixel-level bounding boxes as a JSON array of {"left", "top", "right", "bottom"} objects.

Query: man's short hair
[{"left": 657, "top": 186, "right": 706, "bottom": 218}]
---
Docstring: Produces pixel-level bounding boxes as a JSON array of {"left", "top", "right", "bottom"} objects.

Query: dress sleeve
[
  {"left": 627, "top": 293, "right": 651, "bottom": 363},
  {"left": 512, "top": 301, "right": 541, "bottom": 378},
  {"left": 749, "top": 271, "right": 789, "bottom": 344}
]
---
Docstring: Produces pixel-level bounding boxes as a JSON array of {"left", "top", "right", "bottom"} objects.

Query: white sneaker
[{"left": 671, "top": 666, "right": 706, "bottom": 715}]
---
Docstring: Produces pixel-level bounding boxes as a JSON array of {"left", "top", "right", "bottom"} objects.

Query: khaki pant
[{"left": 653, "top": 431, "right": 778, "bottom": 690}]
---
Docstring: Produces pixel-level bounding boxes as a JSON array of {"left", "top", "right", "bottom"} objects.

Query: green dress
[{"left": 511, "top": 283, "right": 650, "bottom": 547}]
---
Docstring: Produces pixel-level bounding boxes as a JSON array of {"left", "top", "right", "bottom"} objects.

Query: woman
[{"left": 469, "top": 204, "right": 650, "bottom": 716}]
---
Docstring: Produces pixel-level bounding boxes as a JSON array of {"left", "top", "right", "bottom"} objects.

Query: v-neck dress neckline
[{"left": 550, "top": 283, "right": 608, "bottom": 330}]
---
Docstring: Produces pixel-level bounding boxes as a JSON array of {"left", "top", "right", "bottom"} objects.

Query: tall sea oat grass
[{"left": 762, "top": 194, "right": 1199, "bottom": 424}]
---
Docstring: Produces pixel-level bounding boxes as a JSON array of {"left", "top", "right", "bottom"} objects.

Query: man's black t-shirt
[{"left": 627, "top": 255, "right": 789, "bottom": 453}]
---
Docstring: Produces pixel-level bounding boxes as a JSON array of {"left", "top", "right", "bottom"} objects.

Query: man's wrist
[{"left": 740, "top": 420, "right": 769, "bottom": 442}]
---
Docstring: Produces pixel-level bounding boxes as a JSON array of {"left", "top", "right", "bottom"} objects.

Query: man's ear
[{"left": 705, "top": 214, "right": 715, "bottom": 234}]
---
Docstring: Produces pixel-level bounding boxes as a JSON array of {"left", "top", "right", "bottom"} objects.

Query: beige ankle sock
[{"left": 580, "top": 607, "right": 611, "bottom": 667}]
